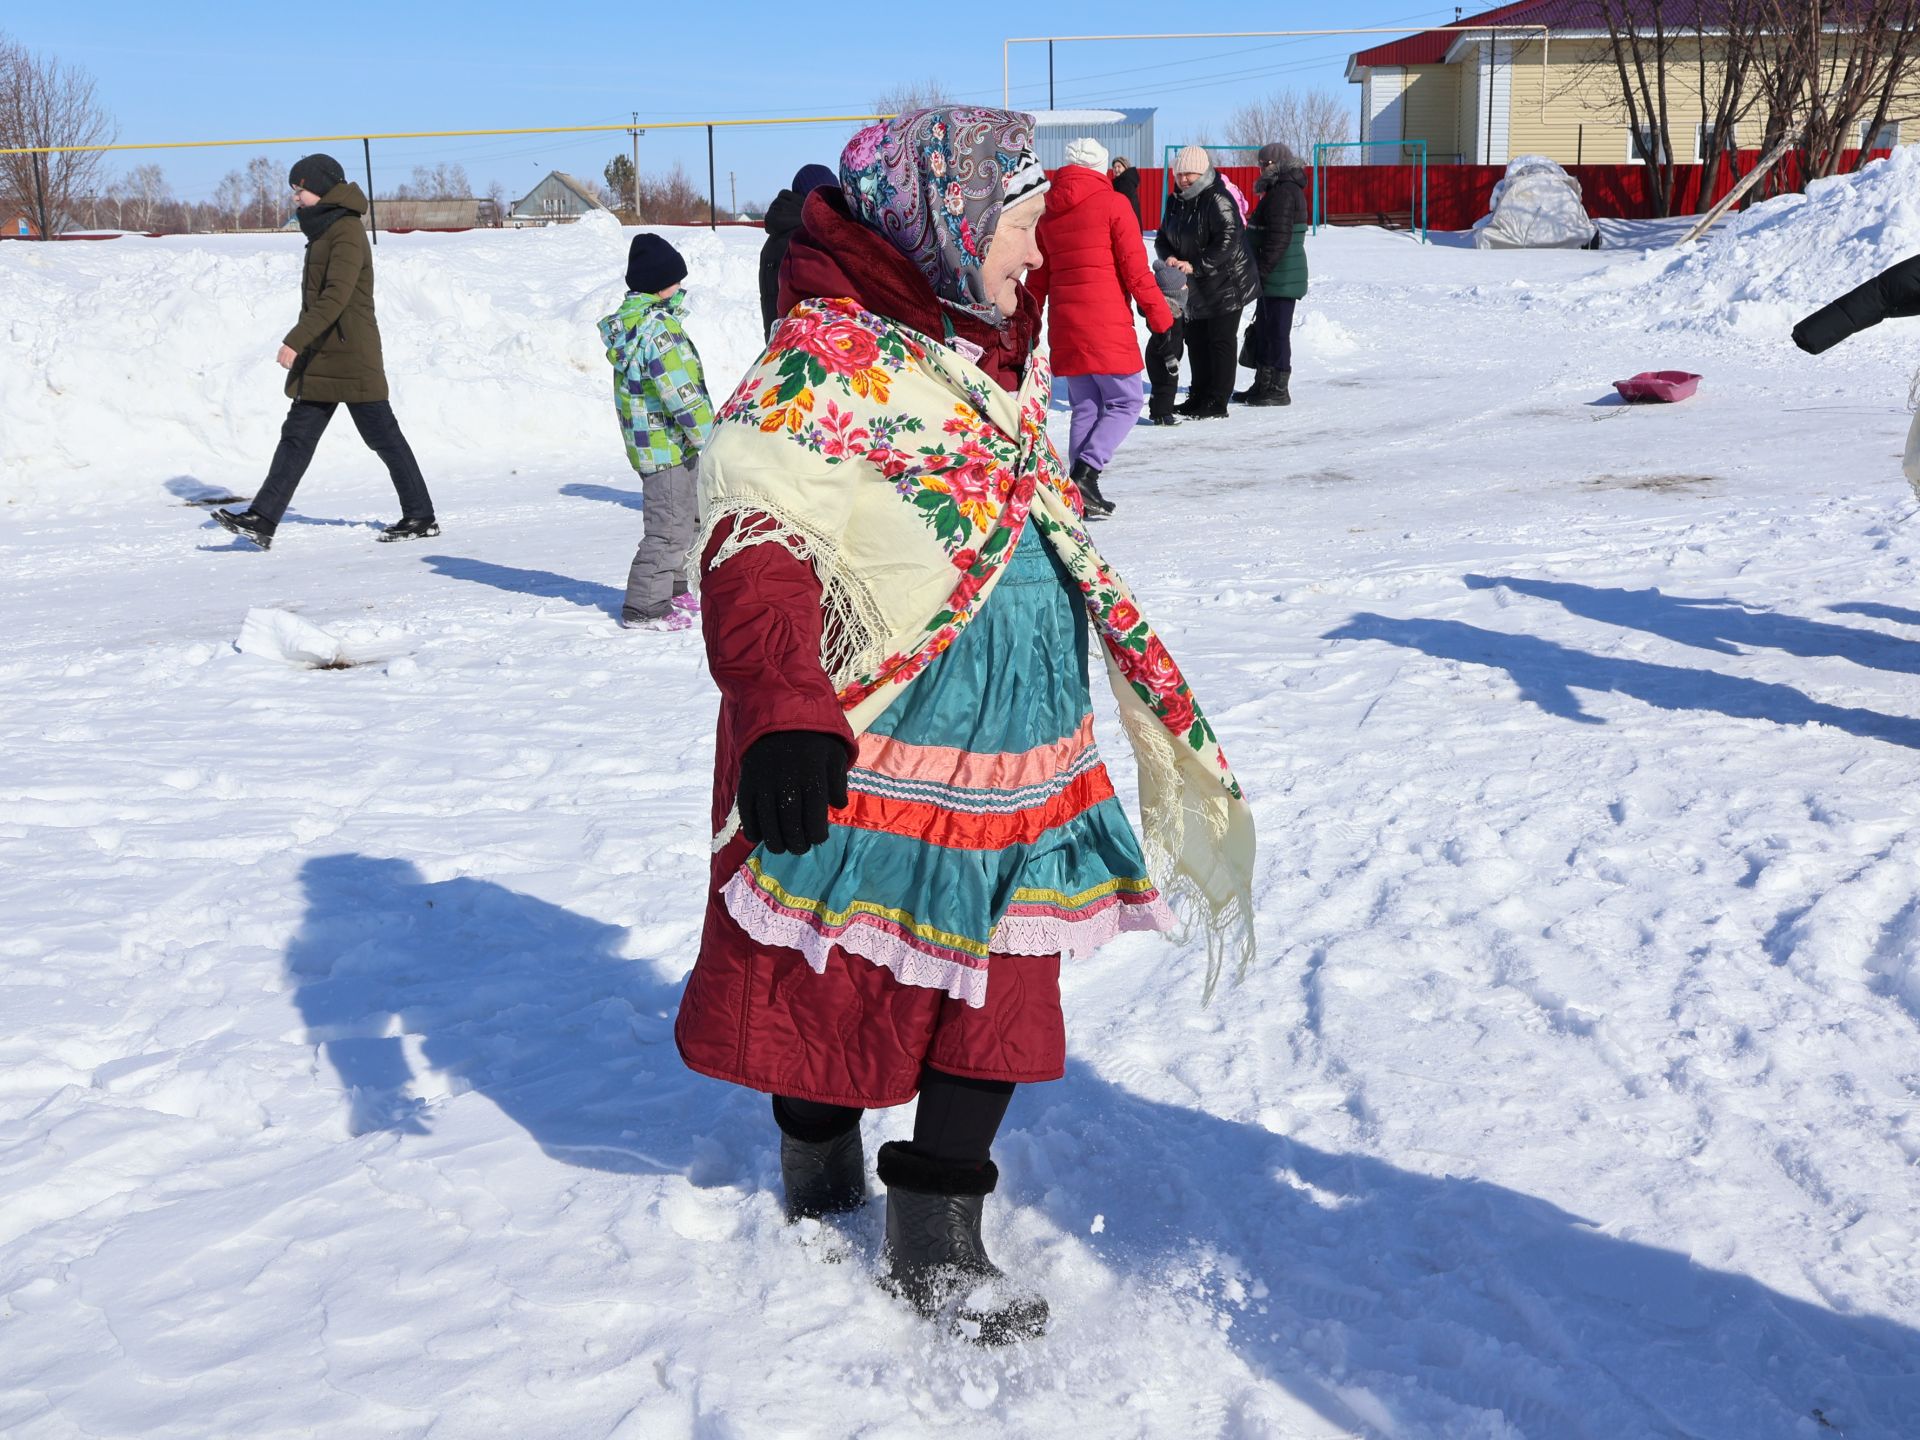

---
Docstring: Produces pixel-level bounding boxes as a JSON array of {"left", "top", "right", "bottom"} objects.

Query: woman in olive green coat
[
  {"left": 216, "top": 154, "right": 437, "bottom": 551},
  {"left": 1239, "top": 141, "right": 1310, "bottom": 410}
]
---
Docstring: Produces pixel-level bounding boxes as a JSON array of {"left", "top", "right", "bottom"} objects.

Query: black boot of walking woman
[
  {"left": 772, "top": 1096, "right": 868, "bottom": 1221},
  {"left": 877, "top": 1140, "right": 1050, "bottom": 1345}
]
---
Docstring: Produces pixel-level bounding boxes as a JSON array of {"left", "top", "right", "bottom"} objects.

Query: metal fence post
[
  {"left": 708, "top": 124, "right": 717, "bottom": 230},
  {"left": 363, "top": 138, "right": 378, "bottom": 244}
]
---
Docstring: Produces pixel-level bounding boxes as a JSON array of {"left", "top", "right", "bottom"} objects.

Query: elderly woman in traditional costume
[{"left": 675, "top": 107, "right": 1254, "bottom": 1345}]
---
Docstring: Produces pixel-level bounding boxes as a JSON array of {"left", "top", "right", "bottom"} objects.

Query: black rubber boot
[
  {"left": 378, "top": 516, "right": 441, "bottom": 543},
  {"left": 214, "top": 508, "right": 275, "bottom": 550},
  {"left": 877, "top": 1141, "right": 1049, "bottom": 1346},
  {"left": 773, "top": 1100, "right": 867, "bottom": 1221},
  {"left": 1246, "top": 369, "right": 1292, "bottom": 408},
  {"left": 1069, "top": 459, "right": 1115, "bottom": 518}
]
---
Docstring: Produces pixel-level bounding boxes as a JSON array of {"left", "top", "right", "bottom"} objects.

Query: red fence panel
[{"left": 1132, "top": 148, "right": 1895, "bottom": 233}]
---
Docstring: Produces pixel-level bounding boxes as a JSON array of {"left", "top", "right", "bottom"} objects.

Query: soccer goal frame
[{"left": 1311, "top": 139, "right": 1428, "bottom": 241}]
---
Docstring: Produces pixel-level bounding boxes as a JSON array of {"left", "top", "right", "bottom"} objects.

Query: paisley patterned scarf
[{"left": 839, "top": 107, "right": 1049, "bottom": 325}]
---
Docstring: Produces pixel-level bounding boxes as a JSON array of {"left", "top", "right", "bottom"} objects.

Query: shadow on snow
[
  {"left": 1469, "top": 574, "right": 1920, "bottom": 677},
  {"left": 559, "top": 481, "right": 646, "bottom": 512},
  {"left": 284, "top": 856, "right": 1920, "bottom": 1436},
  {"left": 419, "top": 554, "right": 621, "bottom": 614},
  {"left": 1325, "top": 611, "right": 1920, "bottom": 748}
]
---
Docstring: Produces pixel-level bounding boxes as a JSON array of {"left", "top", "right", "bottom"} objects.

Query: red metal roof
[{"left": 1347, "top": 1, "right": 1760, "bottom": 71}]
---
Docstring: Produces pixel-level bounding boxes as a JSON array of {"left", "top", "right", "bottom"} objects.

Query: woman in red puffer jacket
[{"left": 1027, "top": 137, "right": 1173, "bottom": 519}]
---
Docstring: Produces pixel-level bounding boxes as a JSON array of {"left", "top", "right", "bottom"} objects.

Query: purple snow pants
[{"left": 1066, "top": 372, "right": 1144, "bottom": 473}]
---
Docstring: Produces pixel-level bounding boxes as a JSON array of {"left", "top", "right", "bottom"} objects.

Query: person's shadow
[
  {"left": 560, "top": 481, "right": 646, "bottom": 511},
  {"left": 1469, "top": 574, "right": 1920, "bottom": 677},
  {"left": 1325, "top": 612, "right": 1920, "bottom": 748},
  {"left": 419, "top": 555, "right": 621, "bottom": 614},
  {"left": 284, "top": 853, "right": 754, "bottom": 1173},
  {"left": 284, "top": 857, "right": 1920, "bottom": 1431},
  {"left": 1016, "top": 1061, "right": 1920, "bottom": 1438}
]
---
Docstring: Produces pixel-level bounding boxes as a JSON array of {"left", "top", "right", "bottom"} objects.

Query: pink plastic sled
[{"left": 1613, "top": 371, "right": 1702, "bottom": 403}]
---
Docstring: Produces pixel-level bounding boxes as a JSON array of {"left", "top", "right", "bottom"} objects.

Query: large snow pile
[
  {"left": 0, "top": 211, "right": 770, "bottom": 505},
  {"left": 1588, "top": 145, "right": 1920, "bottom": 339}
]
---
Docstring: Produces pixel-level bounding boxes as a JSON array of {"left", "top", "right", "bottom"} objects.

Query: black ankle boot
[
  {"left": 214, "top": 508, "right": 275, "bottom": 550},
  {"left": 1069, "top": 459, "right": 1115, "bottom": 517},
  {"left": 1232, "top": 366, "right": 1269, "bottom": 404},
  {"left": 378, "top": 515, "right": 440, "bottom": 543},
  {"left": 774, "top": 1102, "right": 867, "bottom": 1221},
  {"left": 877, "top": 1141, "right": 1049, "bottom": 1345},
  {"left": 1247, "top": 369, "right": 1291, "bottom": 407}
]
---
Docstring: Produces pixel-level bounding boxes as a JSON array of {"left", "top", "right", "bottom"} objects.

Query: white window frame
[
  {"left": 1628, "top": 125, "right": 1670, "bottom": 165},
  {"left": 1694, "top": 122, "right": 1737, "bottom": 161},
  {"left": 1861, "top": 119, "right": 1901, "bottom": 150}
]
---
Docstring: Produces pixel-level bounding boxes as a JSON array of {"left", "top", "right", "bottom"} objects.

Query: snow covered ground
[{"left": 5, "top": 161, "right": 1920, "bottom": 1437}]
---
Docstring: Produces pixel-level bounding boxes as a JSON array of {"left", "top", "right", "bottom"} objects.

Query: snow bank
[
  {"left": 1596, "top": 146, "right": 1920, "bottom": 339},
  {"left": 0, "top": 212, "right": 770, "bottom": 506}
]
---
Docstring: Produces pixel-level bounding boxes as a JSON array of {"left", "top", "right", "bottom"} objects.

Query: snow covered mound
[
  {"left": 1599, "top": 146, "right": 1920, "bottom": 339},
  {"left": 0, "top": 212, "right": 770, "bottom": 506}
]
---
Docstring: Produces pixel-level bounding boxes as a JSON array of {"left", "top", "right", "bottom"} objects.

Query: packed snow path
[{"left": 4, "top": 186, "right": 1920, "bottom": 1436}]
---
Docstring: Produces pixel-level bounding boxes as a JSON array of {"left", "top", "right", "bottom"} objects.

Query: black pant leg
[
  {"left": 1210, "top": 307, "right": 1244, "bottom": 408},
  {"left": 346, "top": 400, "right": 436, "bottom": 521},
  {"left": 772, "top": 1094, "right": 862, "bottom": 1142},
  {"left": 1258, "top": 297, "right": 1296, "bottom": 372},
  {"left": 250, "top": 400, "right": 338, "bottom": 525},
  {"left": 910, "top": 1066, "right": 1015, "bottom": 1166},
  {"left": 1184, "top": 316, "right": 1213, "bottom": 406}
]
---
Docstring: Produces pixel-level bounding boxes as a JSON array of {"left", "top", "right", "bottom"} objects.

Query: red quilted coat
[
  {"left": 1028, "top": 165, "right": 1173, "bottom": 378},
  {"left": 674, "top": 188, "right": 1066, "bottom": 1109}
]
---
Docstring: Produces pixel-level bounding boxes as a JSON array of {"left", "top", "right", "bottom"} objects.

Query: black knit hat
[
  {"left": 288, "top": 153, "right": 346, "bottom": 196},
  {"left": 625, "top": 233, "right": 688, "bottom": 294}
]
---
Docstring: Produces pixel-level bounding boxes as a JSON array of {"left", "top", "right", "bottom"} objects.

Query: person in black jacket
[
  {"left": 1795, "top": 255, "right": 1920, "bottom": 497},
  {"left": 1109, "top": 156, "right": 1143, "bottom": 228},
  {"left": 759, "top": 163, "right": 838, "bottom": 336},
  {"left": 1155, "top": 145, "right": 1259, "bottom": 419}
]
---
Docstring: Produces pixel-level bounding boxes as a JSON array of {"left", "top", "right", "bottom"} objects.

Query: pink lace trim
[
  {"left": 721, "top": 870, "right": 992, "bottom": 1008},
  {"left": 721, "top": 870, "right": 1175, "bottom": 1008},
  {"left": 992, "top": 894, "right": 1176, "bottom": 959}
]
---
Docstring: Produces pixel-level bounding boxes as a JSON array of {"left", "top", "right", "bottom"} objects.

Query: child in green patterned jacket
[{"left": 597, "top": 235, "right": 715, "bottom": 629}]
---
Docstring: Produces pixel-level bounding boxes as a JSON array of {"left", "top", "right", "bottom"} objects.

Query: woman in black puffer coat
[{"left": 1155, "top": 145, "right": 1259, "bottom": 418}]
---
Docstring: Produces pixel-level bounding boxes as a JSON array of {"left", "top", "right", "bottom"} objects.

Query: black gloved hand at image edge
[{"left": 736, "top": 730, "right": 853, "bottom": 857}]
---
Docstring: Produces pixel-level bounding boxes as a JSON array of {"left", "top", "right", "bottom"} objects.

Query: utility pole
[
  {"left": 1048, "top": 40, "right": 1055, "bottom": 110},
  {"left": 629, "top": 111, "right": 643, "bottom": 221},
  {"left": 729, "top": 170, "right": 737, "bottom": 217}
]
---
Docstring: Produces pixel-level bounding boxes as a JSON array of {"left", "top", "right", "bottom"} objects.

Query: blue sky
[{"left": 9, "top": 1, "right": 1462, "bottom": 209}]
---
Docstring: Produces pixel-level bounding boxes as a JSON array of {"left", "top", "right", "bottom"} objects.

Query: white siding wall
[
  {"left": 1476, "top": 41, "right": 1513, "bottom": 164},
  {"left": 1364, "top": 67, "right": 1406, "bottom": 146}
]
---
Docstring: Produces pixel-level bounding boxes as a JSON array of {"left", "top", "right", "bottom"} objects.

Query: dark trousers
[
  {"left": 1253, "top": 296, "right": 1297, "bottom": 372},
  {"left": 251, "top": 399, "right": 435, "bottom": 527},
  {"left": 774, "top": 1066, "right": 1016, "bottom": 1166},
  {"left": 1145, "top": 317, "right": 1186, "bottom": 419},
  {"left": 1183, "top": 308, "right": 1244, "bottom": 412}
]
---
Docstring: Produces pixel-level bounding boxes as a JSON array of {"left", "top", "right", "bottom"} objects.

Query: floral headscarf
[{"left": 839, "top": 106, "right": 1049, "bottom": 323}]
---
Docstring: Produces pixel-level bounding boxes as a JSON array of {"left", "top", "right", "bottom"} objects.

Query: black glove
[{"left": 737, "top": 731, "right": 851, "bottom": 856}]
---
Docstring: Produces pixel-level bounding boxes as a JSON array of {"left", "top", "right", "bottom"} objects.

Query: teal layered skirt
[{"left": 721, "top": 523, "right": 1172, "bottom": 1007}]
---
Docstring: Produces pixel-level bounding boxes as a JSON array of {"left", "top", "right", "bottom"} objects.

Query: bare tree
[
  {"left": 126, "top": 161, "right": 169, "bottom": 230},
  {"left": 243, "top": 153, "right": 281, "bottom": 229},
  {"left": 871, "top": 79, "right": 953, "bottom": 116},
  {"left": 483, "top": 179, "right": 505, "bottom": 226},
  {"left": 400, "top": 161, "right": 470, "bottom": 199},
  {"left": 635, "top": 161, "right": 707, "bottom": 224},
  {"left": 1747, "top": 0, "right": 1920, "bottom": 193},
  {"left": 212, "top": 169, "right": 247, "bottom": 231},
  {"left": 0, "top": 32, "right": 115, "bottom": 238},
  {"left": 1223, "top": 87, "right": 1353, "bottom": 161}
]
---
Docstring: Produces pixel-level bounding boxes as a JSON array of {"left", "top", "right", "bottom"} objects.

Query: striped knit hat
[{"left": 841, "top": 106, "right": 1049, "bottom": 321}]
